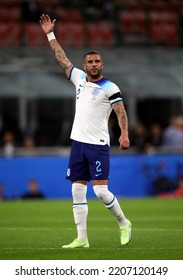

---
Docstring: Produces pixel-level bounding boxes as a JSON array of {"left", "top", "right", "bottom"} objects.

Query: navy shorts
[{"left": 66, "top": 140, "right": 110, "bottom": 181}]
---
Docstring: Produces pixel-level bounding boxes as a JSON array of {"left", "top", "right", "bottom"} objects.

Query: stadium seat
[
  {"left": 0, "top": 22, "right": 20, "bottom": 46},
  {"left": 56, "top": 8, "right": 67, "bottom": 21},
  {"left": 149, "top": 1, "right": 178, "bottom": 13},
  {"left": 0, "top": 7, "right": 6, "bottom": 22},
  {"left": 118, "top": 11, "right": 134, "bottom": 33},
  {"left": 0, "top": 6, "right": 20, "bottom": 22},
  {"left": 8, "top": 7, "right": 20, "bottom": 22},
  {"left": 127, "top": 1, "right": 147, "bottom": 11},
  {"left": 56, "top": 23, "right": 84, "bottom": 47},
  {"left": 119, "top": 10, "right": 147, "bottom": 34},
  {"left": 99, "top": 23, "right": 115, "bottom": 47},
  {"left": 150, "top": 23, "right": 178, "bottom": 46},
  {"left": 56, "top": 8, "right": 83, "bottom": 23},
  {"left": 69, "top": 23, "right": 85, "bottom": 47},
  {"left": 133, "top": 11, "right": 147, "bottom": 33},
  {"left": 149, "top": 10, "right": 178, "bottom": 46},
  {"left": 150, "top": 11, "right": 178, "bottom": 25},
  {"left": 86, "top": 22, "right": 115, "bottom": 47},
  {"left": 148, "top": 1, "right": 170, "bottom": 12},
  {"left": 55, "top": 23, "right": 71, "bottom": 46},
  {"left": 24, "top": 23, "right": 47, "bottom": 46},
  {"left": 66, "top": 9, "right": 84, "bottom": 23}
]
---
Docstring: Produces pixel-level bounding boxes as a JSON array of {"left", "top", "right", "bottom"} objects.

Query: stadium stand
[
  {"left": 149, "top": 10, "right": 179, "bottom": 46},
  {"left": 1, "top": 0, "right": 183, "bottom": 149},
  {"left": 56, "top": 22, "right": 85, "bottom": 47},
  {"left": 0, "top": 0, "right": 182, "bottom": 48},
  {"left": 86, "top": 22, "right": 115, "bottom": 47},
  {"left": 0, "top": 4, "right": 20, "bottom": 22},
  {"left": 0, "top": 22, "right": 20, "bottom": 47},
  {"left": 23, "top": 22, "right": 48, "bottom": 46},
  {"left": 118, "top": 10, "right": 147, "bottom": 34}
]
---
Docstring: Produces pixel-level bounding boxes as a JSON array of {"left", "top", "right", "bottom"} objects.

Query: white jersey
[{"left": 69, "top": 67, "right": 122, "bottom": 146}]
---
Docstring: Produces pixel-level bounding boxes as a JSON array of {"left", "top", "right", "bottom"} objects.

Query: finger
[
  {"left": 45, "top": 14, "right": 51, "bottom": 22},
  {"left": 40, "top": 14, "right": 47, "bottom": 23},
  {"left": 120, "top": 146, "right": 128, "bottom": 150},
  {"left": 122, "top": 147, "right": 128, "bottom": 150},
  {"left": 119, "top": 143, "right": 129, "bottom": 150}
]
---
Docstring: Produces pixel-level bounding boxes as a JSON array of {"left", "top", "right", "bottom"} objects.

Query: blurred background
[{"left": 0, "top": 0, "right": 183, "bottom": 200}]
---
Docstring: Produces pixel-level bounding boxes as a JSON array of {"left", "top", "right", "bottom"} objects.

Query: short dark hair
[{"left": 84, "top": 50, "right": 102, "bottom": 60}]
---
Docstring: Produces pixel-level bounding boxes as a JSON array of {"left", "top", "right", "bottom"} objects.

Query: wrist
[
  {"left": 122, "top": 129, "right": 128, "bottom": 133},
  {"left": 121, "top": 130, "right": 129, "bottom": 136},
  {"left": 47, "top": 32, "right": 55, "bottom": 41}
]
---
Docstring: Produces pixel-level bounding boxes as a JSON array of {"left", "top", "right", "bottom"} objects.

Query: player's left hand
[{"left": 119, "top": 133, "right": 130, "bottom": 150}]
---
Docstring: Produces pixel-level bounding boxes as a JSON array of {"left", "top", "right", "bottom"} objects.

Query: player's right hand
[{"left": 39, "top": 14, "right": 56, "bottom": 34}]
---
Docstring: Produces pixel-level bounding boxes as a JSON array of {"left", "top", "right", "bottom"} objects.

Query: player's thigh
[
  {"left": 87, "top": 144, "right": 110, "bottom": 181},
  {"left": 66, "top": 141, "right": 90, "bottom": 181}
]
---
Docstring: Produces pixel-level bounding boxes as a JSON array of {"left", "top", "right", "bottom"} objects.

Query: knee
[
  {"left": 93, "top": 185, "right": 116, "bottom": 208},
  {"left": 93, "top": 185, "right": 108, "bottom": 200}
]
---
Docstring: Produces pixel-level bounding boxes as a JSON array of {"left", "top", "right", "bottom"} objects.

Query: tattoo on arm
[
  {"left": 112, "top": 101, "right": 128, "bottom": 132},
  {"left": 49, "top": 39, "right": 73, "bottom": 76}
]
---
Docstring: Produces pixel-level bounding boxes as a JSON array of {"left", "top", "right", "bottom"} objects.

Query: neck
[{"left": 87, "top": 75, "right": 103, "bottom": 83}]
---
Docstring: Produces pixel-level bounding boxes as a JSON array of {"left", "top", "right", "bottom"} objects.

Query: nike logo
[{"left": 95, "top": 173, "right": 102, "bottom": 177}]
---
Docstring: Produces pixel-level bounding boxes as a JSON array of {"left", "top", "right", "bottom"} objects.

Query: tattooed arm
[
  {"left": 112, "top": 101, "right": 130, "bottom": 150},
  {"left": 40, "top": 14, "right": 73, "bottom": 78}
]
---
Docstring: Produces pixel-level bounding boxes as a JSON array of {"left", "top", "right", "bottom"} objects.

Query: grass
[{"left": 0, "top": 197, "right": 183, "bottom": 260}]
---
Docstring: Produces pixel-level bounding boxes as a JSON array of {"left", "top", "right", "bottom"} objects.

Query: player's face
[{"left": 83, "top": 54, "right": 104, "bottom": 79}]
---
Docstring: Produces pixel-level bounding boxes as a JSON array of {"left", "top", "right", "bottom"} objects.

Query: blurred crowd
[
  {"left": 109, "top": 113, "right": 183, "bottom": 153},
  {"left": 0, "top": 113, "right": 183, "bottom": 156},
  {"left": 129, "top": 114, "right": 183, "bottom": 153}
]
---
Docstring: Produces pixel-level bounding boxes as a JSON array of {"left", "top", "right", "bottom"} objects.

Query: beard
[{"left": 87, "top": 68, "right": 102, "bottom": 79}]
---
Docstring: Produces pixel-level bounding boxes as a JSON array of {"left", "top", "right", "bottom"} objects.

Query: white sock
[
  {"left": 72, "top": 183, "right": 88, "bottom": 242},
  {"left": 110, "top": 199, "right": 128, "bottom": 227},
  {"left": 93, "top": 185, "right": 128, "bottom": 227}
]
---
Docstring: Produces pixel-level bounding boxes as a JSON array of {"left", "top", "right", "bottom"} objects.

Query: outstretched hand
[{"left": 39, "top": 14, "right": 56, "bottom": 34}]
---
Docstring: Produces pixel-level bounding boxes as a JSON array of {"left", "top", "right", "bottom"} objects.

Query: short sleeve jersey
[{"left": 69, "top": 67, "right": 122, "bottom": 146}]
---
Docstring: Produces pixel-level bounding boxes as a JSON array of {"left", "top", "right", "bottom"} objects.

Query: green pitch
[{"left": 0, "top": 198, "right": 183, "bottom": 260}]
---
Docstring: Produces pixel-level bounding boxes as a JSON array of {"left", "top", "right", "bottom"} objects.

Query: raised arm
[
  {"left": 39, "top": 14, "right": 73, "bottom": 78},
  {"left": 112, "top": 101, "right": 130, "bottom": 150}
]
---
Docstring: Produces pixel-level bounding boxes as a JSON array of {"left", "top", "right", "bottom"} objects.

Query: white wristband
[{"left": 47, "top": 32, "right": 56, "bottom": 41}]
